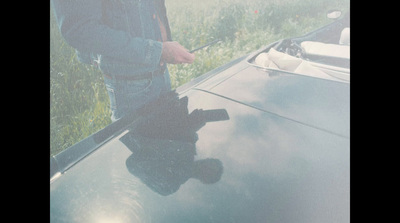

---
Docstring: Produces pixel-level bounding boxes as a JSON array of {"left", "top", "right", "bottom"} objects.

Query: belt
[{"left": 104, "top": 68, "right": 165, "bottom": 81}]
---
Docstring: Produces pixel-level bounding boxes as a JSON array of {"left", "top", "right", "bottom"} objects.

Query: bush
[{"left": 211, "top": 3, "right": 245, "bottom": 40}]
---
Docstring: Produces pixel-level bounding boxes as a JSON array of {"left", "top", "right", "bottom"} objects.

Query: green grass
[
  {"left": 50, "top": 14, "right": 112, "bottom": 156},
  {"left": 50, "top": 0, "right": 349, "bottom": 156}
]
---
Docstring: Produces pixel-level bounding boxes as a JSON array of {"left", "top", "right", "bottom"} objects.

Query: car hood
[
  {"left": 189, "top": 60, "right": 349, "bottom": 138},
  {"left": 50, "top": 59, "right": 349, "bottom": 223}
]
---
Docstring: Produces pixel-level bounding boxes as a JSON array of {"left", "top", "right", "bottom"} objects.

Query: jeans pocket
[
  {"left": 123, "top": 78, "right": 152, "bottom": 96},
  {"left": 105, "top": 77, "right": 153, "bottom": 121}
]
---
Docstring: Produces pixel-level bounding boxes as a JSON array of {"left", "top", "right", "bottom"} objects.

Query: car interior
[{"left": 249, "top": 11, "right": 350, "bottom": 81}]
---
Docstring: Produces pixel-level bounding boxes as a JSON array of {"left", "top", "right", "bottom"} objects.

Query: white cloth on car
[
  {"left": 254, "top": 48, "right": 349, "bottom": 81},
  {"left": 301, "top": 41, "right": 350, "bottom": 60}
]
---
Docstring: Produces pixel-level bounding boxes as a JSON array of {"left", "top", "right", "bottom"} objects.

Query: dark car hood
[
  {"left": 191, "top": 62, "right": 349, "bottom": 138},
  {"left": 50, "top": 59, "right": 349, "bottom": 223}
]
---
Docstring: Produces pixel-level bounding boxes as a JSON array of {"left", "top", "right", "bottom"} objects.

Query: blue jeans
[{"left": 104, "top": 69, "right": 171, "bottom": 122}]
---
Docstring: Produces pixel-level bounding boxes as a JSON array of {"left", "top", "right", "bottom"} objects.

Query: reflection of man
[
  {"left": 123, "top": 134, "right": 223, "bottom": 196},
  {"left": 51, "top": 0, "right": 195, "bottom": 122},
  {"left": 120, "top": 91, "right": 227, "bottom": 196}
]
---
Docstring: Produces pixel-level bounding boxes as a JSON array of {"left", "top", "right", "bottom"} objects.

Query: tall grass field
[{"left": 50, "top": 0, "right": 349, "bottom": 156}]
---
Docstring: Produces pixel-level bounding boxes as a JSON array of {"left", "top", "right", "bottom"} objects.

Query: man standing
[{"left": 51, "top": 0, "right": 195, "bottom": 121}]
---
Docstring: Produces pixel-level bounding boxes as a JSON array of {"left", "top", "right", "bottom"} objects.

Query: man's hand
[{"left": 161, "top": 41, "right": 195, "bottom": 64}]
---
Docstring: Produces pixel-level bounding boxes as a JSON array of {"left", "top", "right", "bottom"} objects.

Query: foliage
[{"left": 50, "top": 13, "right": 112, "bottom": 156}]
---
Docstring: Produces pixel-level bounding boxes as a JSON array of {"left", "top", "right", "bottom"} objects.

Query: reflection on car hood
[
  {"left": 50, "top": 59, "right": 349, "bottom": 222},
  {"left": 192, "top": 63, "right": 349, "bottom": 138}
]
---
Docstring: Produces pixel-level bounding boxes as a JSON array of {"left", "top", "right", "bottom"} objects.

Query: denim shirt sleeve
[{"left": 51, "top": 0, "right": 162, "bottom": 69}]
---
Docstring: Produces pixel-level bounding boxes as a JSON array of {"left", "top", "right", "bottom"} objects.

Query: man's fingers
[
  {"left": 161, "top": 41, "right": 195, "bottom": 64},
  {"left": 177, "top": 52, "right": 195, "bottom": 64}
]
